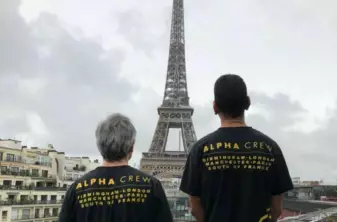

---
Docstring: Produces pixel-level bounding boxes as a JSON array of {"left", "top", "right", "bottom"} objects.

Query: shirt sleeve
[
  {"left": 59, "top": 183, "right": 76, "bottom": 222},
  {"left": 153, "top": 179, "right": 174, "bottom": 222},
  {"left": 179, "top": 143, "right": 202, "bottom": 196},
  {"left": 271, "top": 145, "right": 294, "bottom": 196}
]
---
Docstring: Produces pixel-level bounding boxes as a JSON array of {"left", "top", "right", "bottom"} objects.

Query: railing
[
  {"left": 0, "top": 171, "right": 30, "bottom": 177},
  {"left": 63, "top": 177, "right": 76, "bottom": 181},
  {"left": 0, "top": 200, "right": 63, "bottom": 206},
  {"left": 34, "top": 186, "right": 67, "bottom": 191},
  {"left": 1, "top": 158, "right": 52, "bottom": 167},
  {"left": 0, "top": 185, "right": 67, "bottom": 191},
  {"left": 0, "top": 171, "right": 56, "bottom": 180},
  {"left": 2, "top": 158, "right": 24, "bottom": 164},
  {"left": 142, "top": 153, "right": 188, "bottom": 159},
  {"left": 71, "top": 166, "right": 86, "bottom": 172},
  {"left": 11, "top": 214, "right": 59, "bottom": 221},
  {"left": 31, "top": 174, "right": 56, "bottom": 180}
]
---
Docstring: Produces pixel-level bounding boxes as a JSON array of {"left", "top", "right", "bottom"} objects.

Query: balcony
[
  {"left": 63, "top": 177, "right": 76, "bottom": 181},
  {"left": 0, "top": 171, "right": 56, "bottom": 181},
  {"left": 11, "top": 214, "right": 59, "bottom": 221},
  {"left": 0, "top": 170, "right": 30, "bottom": 177},
  {"left": 33, "top": 161, "right": 52, "bottom": 168},
  {"left": 0, "top": 200, "right": 63, "bottom": 206},
  {"left": 0, "top": 185, "right": 67, "bottom": 191},
  {"left": 65, "top": 165, "right": 86, "bottom": 172},
  {"left": 2, "top": 158, "right": 24, "bottom": 164},
  {"left": 1, "top": 158, "right": 52, "bottom": 167},
  {"left": 30, "top": 174, "right": 56, "bottom": 180}
]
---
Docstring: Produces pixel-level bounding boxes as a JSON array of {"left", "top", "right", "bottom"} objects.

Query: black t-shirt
[
  {"left": 180, "top": 127, "right": 294, "bottom": 222},
  {"left": 59, "top": 165, "right": 173, "bottom": 222}
]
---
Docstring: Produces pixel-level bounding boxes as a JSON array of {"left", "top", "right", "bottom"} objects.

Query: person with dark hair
[
  {"left": 180, "top": 74, "right": 293, "bottom": 222},
  {"left": 59, "top": 113, "right": 173, "bottom": 222}
]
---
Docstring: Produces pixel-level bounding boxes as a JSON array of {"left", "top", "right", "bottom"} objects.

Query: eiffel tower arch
[{"left": 140, "top": 0, "right": 197, "bottom": 185}]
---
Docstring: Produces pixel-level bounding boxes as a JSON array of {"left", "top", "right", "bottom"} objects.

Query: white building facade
[{"left": 0, "top": 139, "right": 100, "bottom": 222}]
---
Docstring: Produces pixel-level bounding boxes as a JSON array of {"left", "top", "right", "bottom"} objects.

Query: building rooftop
[
  {"left": 280, "top": 208, "right": 337, "bottom": 222},
  {"left": 284, "top": 199, "right": 337, "bottom": 213},
  {"left": 282, "top": 200, "right": 337, "bottom": 221}
]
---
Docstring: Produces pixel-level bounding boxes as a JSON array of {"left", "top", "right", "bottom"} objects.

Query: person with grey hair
[{"left": 59, "top": 113, "right": 173, "bottom": 222}]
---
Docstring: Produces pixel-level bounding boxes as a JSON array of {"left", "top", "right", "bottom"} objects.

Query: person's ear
[
  {"left": 128, "top": 143, "right": 134, "bottom": 160},
  {"left": 213, "top": 101, "right": 220, "bottom": 115},
  {"left": 245, "top": 96, "right": 251, "bottom": 110}
]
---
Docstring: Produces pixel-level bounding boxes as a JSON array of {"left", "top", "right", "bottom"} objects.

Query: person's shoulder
[
  {"left": 128, "top": 166, "right": 152, "bottom": 177},
  {"left": 66, "top": 171, "right": 98, "bottom": 194},
  {"left": 127, "top": 167, "right": 163, "bottom": 189},
  {"left": 77, "top": 168, "right": 98, "bottom": 180},
  {"left": 190, "top": 131, "right": 218, "bottom": 153},
  {"left": 71, "top": 168, "right": 99, "bottom": 188},
  {"left": 250, "top": 128, "right": 275, "bottom": 141},
  {"left": 124, "top": 166, "right": 157, "bottom": 180},
  {"left": 250, "top": 128, "right": 281, "bottom": 150}
]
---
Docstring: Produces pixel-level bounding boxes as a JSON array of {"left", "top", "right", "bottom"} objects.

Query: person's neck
[
  {"left": 102, "top": 159, "right": 128, "bottom": 167},
  {"left": 220, "top": 116, "right": 247, "bottom": 128}
]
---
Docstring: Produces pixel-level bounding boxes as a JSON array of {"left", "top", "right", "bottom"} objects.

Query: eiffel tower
[{"left": 140, "top": 0, "right": 197, "bottom": 182}]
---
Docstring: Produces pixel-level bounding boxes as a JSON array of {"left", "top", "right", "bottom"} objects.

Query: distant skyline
[{"left": 1, "top": 0, "right": 337, "bottom": 183}]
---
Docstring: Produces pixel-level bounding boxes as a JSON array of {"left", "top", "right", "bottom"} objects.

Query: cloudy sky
[{"left": 1, "top": 0, "right": 337, "bottom": 183}]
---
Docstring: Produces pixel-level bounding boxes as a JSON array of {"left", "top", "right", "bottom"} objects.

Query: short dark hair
[{"left": 214, "top": 74, "right": 249, "bottom": 118}]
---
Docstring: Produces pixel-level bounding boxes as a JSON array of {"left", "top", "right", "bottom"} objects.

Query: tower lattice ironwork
[{"left": 140, "top": 0, "right": 197, "bottom": 185}]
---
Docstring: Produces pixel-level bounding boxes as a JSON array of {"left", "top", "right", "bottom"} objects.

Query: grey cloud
[
  {"left": 0, "top": 0, "right": 137, "bottom": 156},
  {"left": 0, "top": 0, "right": 37, "bottom": 76},
  {"left": 0, "top": 116, "right": 29, "bottom": 137},
  {"left": 247, "top": 93, "right": 337, "bottom": 181},
  {"left": 115, "top": 6, "right": 171, "bottom": 57},
  {"left": 250, "top": 92, "right": 307, "bottom": 128}
]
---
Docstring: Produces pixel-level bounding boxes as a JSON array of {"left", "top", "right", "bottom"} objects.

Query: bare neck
[
  {"left": 220, "top": 116, "right": 247, "bottom": 128},
  {"left": 102, "top": 159, "right": 128, "bottom": 167}
]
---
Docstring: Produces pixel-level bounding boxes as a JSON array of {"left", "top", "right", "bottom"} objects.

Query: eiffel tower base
[{"left": 140, "top": 152, "right": 188, "bottom": 197}]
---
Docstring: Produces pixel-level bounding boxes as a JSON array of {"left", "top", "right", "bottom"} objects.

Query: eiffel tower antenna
[{"left": 140, "top": 0, "right": 197, "bottom": 184}]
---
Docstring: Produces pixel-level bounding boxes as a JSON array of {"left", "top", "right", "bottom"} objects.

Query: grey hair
[{"left": 95, "top": 113, "right": 136, "bottom": 161}]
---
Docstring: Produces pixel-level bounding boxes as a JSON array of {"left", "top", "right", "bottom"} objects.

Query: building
[
  {"left": 292, "top": 177, "right": 301, "bottom": 186},
  {"left": 281, "top": 185, "right": 337, "bottom": 221},
  {"left": 0, "top": 139, "right": 99, "bottom": 222},
  {"left": 281, "top": 200, "right": 337, "bottom": 221},
  {"left": 61, "top": 156, "right": 100, "bottom": 188}
]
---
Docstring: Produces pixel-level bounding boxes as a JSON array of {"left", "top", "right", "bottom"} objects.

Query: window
[
  {"left": 6, "top": 154, "right": 14, "bottom": 161},
  {"left": 31, "top": 169, "right": 39, "bottom": 177},
  {"left": 43, "top": 208, "right": 50, "bottom": 217},
  {"left": 0, "top": 152, "right": 3, "bottom": 161},
  {"left": 3, "top": 180, "right": 11, "bottom": 186},
  {"left": 35, "top": 209, "right": 40, "bottom": 218},
  {"left": 11, "top": 167, "right": 19, "bottom": 173},
  {"left": 0, "top": 166, "right": 7, "bottom": 174},
  {"left": 37, "top": 155, "right": 52, "bottom": 167},
  {"left": 15, "top": 181, "right": 23, "bottom": 186},
  {"left": 73, "top": 174, "right": 79, "bottom": 180},
  {"left": 22, "top": 209, "right": 30, "bottom": 219},
  {"left": 42, "top": 170, "right": 48, "bottom": 178},
  {"left": 52, "top": 208, "right": 58, "bottom": 216},
  {"left": 10, "top": 167, "right": 19, "bottom": 176},
  {"left": 2, "top": 211, "right": 8, "bottom": 220},
  {"left": 11, "top": 209, "right": 18, "bottom": 220}
]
